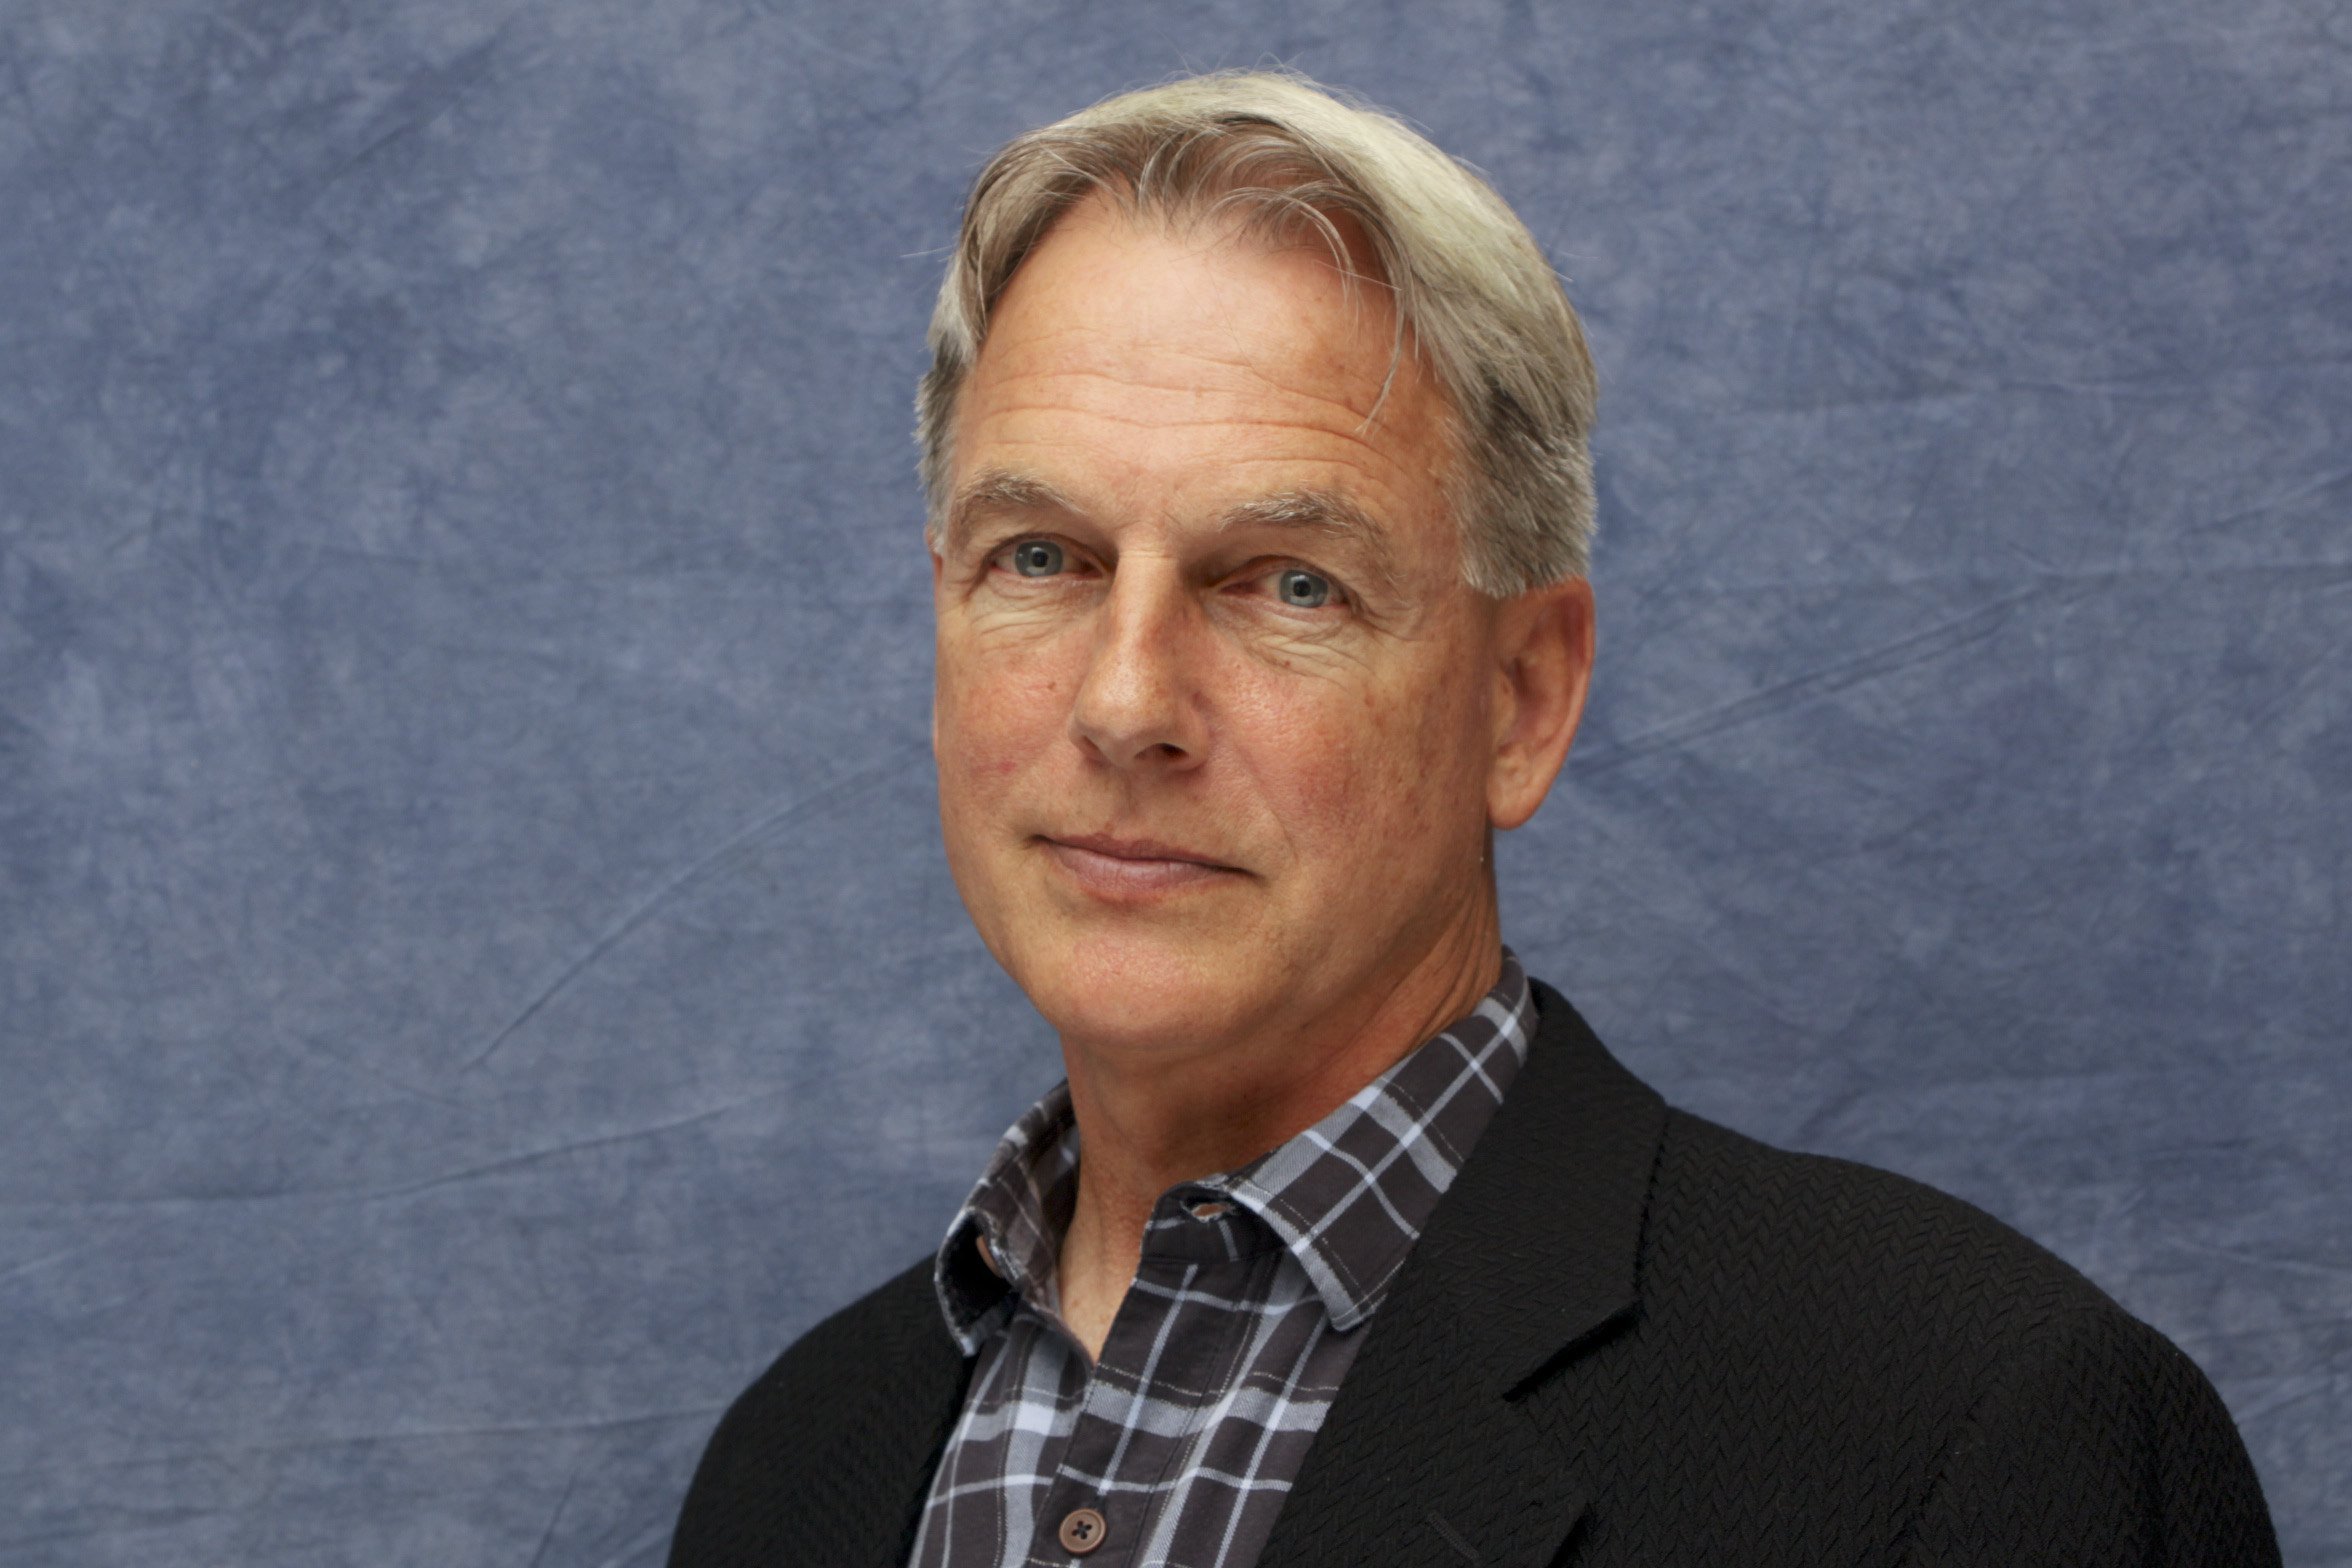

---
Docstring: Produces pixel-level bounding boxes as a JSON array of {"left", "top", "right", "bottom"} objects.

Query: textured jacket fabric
[{"left": 668, "top": 982, "right": 2281, "bottom": 1568}]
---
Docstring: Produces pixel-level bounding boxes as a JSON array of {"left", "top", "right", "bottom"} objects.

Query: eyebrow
[
  {"left": 1217, "top": 488, "right": 1403, "bottom": 598},
  {"left": 943, "top": 470, "right": 1404, "bottom": 596},
  {"left": 942, "top": 470, "right": 1083, "bottom": 559}
]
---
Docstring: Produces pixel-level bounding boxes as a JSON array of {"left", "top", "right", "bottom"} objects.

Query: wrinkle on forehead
[
  {"left": 969, "top": 199, "right": 1433, "bottom": 427},
  {"left": 1079, "top": 190, "right": 1415, "bottom": 420},
  {"left": 972, "top": 376, "right": 1409, "bottom": 457},
  {"left": 956, "top": 346, "right": 1447, "bottom": 531},
  {"left": 947, "top": 196, "right": 1462, "bottom": 582}
]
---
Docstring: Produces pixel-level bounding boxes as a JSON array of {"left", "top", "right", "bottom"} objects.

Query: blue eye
[
  {"left": 1275, "top": 568, "right": 1331, "bottom": 608},
  {"left": 1010, "top": 540, "right": 1064, "bottom": 577}
]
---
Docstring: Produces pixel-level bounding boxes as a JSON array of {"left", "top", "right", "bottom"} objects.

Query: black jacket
[{"left": 670, "top": 981, "right": 2281, "bottom": 1567}]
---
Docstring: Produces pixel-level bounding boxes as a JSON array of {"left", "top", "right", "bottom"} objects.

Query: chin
[{"left": 1007, "top": 925, "right": 1273, "bottom": 1053}]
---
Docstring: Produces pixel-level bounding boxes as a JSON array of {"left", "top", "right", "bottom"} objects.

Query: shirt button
[
  {"left": 1057, "top": 1505, "right": 1109, "bottom": 1555},
  {"left": 975, "top": 1232, "right": 1004, "bottom": 1278}
]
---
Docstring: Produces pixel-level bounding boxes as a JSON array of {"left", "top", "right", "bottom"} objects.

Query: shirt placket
[{"left": 1026, "top": 1189, "right": 1261, "bottom": 1565}]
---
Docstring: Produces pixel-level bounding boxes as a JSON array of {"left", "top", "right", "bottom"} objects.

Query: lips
[
  {"left": 1047, "top": 833, "right": 1236, "bottom": 868},
  {"left": 1037, "top": 832, "right": 1244, "bottom": 898}
]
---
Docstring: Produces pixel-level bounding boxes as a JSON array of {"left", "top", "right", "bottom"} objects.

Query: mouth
[{"left": 1037, "top": 833, "right": 1246, "bottom": 899}]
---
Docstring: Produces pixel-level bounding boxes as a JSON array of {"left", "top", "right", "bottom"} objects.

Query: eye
[
  {"left": 1273, "top": 567, "right": 1333, "bottom": 608},
  {"left": 1007, "top": 539, "right": 1065, "bottom": 578}
]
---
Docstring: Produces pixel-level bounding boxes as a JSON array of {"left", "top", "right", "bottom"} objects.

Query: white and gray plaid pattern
[{"left": 911, "top": 952, "right": 1536, "bottom": 1568}]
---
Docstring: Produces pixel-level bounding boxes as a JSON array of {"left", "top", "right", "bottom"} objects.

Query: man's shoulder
[
  {"left": 1635, "top": 1102, "right": 2211, "bottom": 1421},
  {"left": 1515, "top": 983, "right": 2131, "bottom": 1354},
  {"left": 669, "top": 1259, "right": 963, "bottom": 1567},
  {"left": 1647, "top": 1104, "right": 2120, "bottom": 1335},
  {"left": 1595, "top": 1108, "right": 2278, "bottom": 1562},
  {"left": 779, "top": 1254, "right": 941, "bottom": 1366},
  {"left": 716, "top": 1255, "right": 950, "bottom": 1428}
]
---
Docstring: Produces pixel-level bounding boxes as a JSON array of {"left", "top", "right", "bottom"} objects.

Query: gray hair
[{"left": 914, "top": 69, "right": 1599, "bottom": 594}]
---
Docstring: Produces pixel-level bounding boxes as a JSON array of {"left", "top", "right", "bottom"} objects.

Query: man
[{"left": 670, "top": 71, "right": 2278, "bottom": 1567}]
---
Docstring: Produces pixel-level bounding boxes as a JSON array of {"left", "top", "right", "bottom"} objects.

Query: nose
[{"left": 1069, "top": 564, "right": 1207, "bottom": 769}]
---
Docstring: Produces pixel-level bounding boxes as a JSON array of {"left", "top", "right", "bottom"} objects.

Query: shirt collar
[
  {"left": 933, "top": 950, "right": 1538, "bottom": 1350},
  {"left": 933, "top": 1079, "right": 1081, "bottom": 1354}
]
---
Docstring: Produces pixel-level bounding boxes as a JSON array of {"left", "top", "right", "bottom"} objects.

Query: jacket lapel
[{"left": 1255, "top": 983, "right": 1666, "bottom": 1567}]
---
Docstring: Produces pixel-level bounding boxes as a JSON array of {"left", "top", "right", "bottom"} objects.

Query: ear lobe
[{"left": 1487, "top": 577, "right": 1595, "bottom": 832}]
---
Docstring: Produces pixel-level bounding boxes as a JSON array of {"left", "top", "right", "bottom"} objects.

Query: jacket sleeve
[{"left": 1900, "top": 1306, "right": 2281, "bottom": 1567}]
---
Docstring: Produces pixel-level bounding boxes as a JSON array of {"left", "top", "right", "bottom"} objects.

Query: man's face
[{"left": 931, "top": 199, "right": 1517, "bottom": 1063}]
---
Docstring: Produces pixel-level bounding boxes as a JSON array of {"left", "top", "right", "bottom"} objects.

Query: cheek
[
  {"left": 936, "top": 640, "right": 1069, "bottom": 795},
  {"left": 1231, "top": 682, "right": 1415, "bottom": 834},
  {"left": 1240, "top": 662, "right": 1486, "bottom": 850}
]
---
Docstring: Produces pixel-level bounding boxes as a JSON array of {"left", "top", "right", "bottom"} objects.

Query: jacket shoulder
[
  {"left": 669, "top": 1258, "right": 967, "bottom": 1568},
  {"left": 735, "top": 1255, "right": 945, "bottom": 1407},
  {"left": 1649, "top": 1107, "right": 2119, "bottom": 1339},
  {"left": 1557, "top": 1108, "right": 2277, "bottom": 1565}
]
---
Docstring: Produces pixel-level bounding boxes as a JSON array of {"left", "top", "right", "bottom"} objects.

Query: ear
[{"left": 1486, "top": 576, "right": 1595, "bottom": 832}]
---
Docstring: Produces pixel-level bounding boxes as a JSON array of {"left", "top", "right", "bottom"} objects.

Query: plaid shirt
[{"left": 910, "top": 952, "right": 1537, "bottom": 1568}]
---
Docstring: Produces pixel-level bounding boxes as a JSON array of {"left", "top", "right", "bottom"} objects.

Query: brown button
[
  {"left": 1057, "top": 1505, "right": 1108, "bottom": 1555},
  {"left": 975, "top": 1232, "right": 1003, "bottom": 1278}
]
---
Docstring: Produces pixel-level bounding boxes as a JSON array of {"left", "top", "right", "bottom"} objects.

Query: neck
[{"left": 1050, "top": 897, "right": 1504, "bottom": 1357}]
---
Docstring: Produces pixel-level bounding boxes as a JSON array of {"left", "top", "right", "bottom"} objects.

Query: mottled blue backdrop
[{"left": 2, "top": 1, "right": 2344, "bottom": 1563}]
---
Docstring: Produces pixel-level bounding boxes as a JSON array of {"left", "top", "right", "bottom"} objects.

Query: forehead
[{"left": 948, "top": 199, "right": 1459, "bottom": 555}]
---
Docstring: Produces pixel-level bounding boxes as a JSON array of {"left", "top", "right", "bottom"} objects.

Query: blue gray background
[{"left": 3, "top": 1, "right": 2345, "bottom": 1563}]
